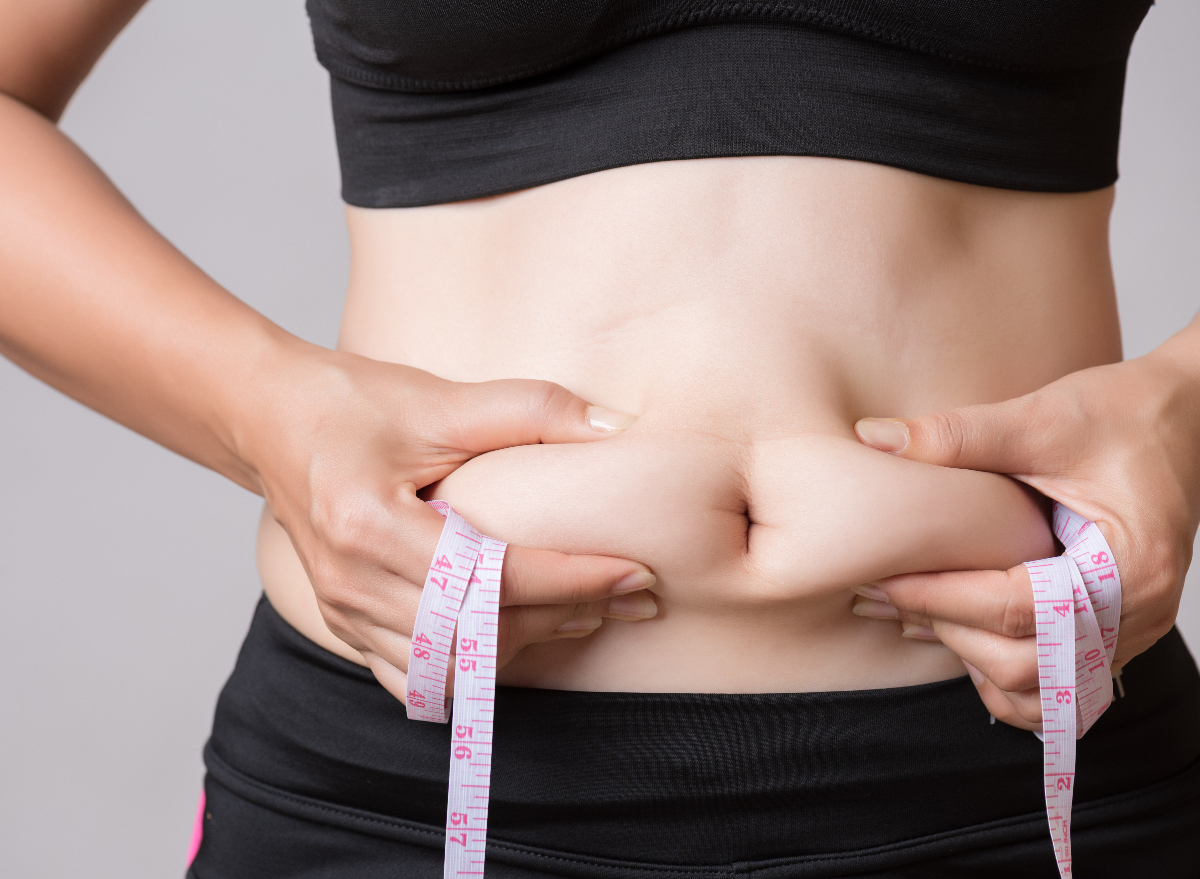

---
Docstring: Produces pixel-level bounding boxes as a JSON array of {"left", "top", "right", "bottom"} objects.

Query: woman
[{"left": 2, "top": 1, "right": 1198, "bottom": 876}]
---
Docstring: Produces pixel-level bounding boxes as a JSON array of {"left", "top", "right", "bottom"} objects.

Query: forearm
[{"left": 0, "top": 91, "right": 308, "bottom": 494}]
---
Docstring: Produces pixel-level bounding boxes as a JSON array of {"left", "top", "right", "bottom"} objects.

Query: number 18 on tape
[{"left": 1025, "top": 503, "right": 1121, "bottom": 878}]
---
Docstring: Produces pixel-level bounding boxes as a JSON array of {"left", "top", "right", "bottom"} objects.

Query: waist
[
  {"left": 339, "top": 157, "right": 1120, "bottom": 393},
  {"left": 206, "top": 597, "right": 1200, "bottom": 868},
  {"left": 264, "top": 157, "right": 1121, "bottom": 691}
]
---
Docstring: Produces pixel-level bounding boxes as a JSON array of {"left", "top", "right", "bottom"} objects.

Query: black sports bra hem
[
  {"left": 315, "top": 3, "right": 1121, "bottom": 96},
  {"left": 341, "top": 147, "right": 1117, "bottom": 210}
]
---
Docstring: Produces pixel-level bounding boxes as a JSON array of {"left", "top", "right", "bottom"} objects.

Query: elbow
[{"left": 0, "top": 85, "right": 72, "bottom": 124}]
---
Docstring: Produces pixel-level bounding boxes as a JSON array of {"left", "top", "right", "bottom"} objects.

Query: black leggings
[{"left": 189, "top": 597, "right": 1200, "bottom": 878}]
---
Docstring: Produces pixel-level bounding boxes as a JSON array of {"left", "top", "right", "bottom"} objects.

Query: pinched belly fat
[
  {"left": 263, "top": 156, "right": 1119, "bottom": 693},
  {"left": 429, "top": 406, "right": 1055, "bottom": 693}
]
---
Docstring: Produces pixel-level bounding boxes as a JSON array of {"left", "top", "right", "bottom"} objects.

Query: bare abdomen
[{"left": 261, "top": 155, "right": 1120, "bottom": 693}]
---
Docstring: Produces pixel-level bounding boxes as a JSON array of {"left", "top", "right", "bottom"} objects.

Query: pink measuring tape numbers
[
  {"left": 406, "top": 501, "right": 504, "bottom": 879},
  {"left": 1025, "top": 502, "right": 1122, "bottom": 878},
  {"left": 407, "top": 500, "right": 1120, "bottom": 879}
]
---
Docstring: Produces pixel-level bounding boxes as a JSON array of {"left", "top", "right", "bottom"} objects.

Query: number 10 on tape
[{"left": 1026, "top": 503, "right": 1121, "bottom": 878}]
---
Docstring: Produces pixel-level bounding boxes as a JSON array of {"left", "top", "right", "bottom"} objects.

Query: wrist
[{"left": 221, "top": 326, "right": 333, "bottom": 497}]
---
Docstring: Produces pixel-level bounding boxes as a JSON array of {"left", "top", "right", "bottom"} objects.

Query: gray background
[{"left": 0, "top": 1, "right": 1197, "bottom": 876}]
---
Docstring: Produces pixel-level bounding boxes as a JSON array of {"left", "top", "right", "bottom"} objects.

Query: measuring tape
[
  {"left": 1025, "top": 503, "right": 1122, "bottom": 878},
  {"left": 407, "top": 501, "right": 1120, "bottom": 879},
  {"left": 406, "top": 501, "right": 504, "bottom": 879}
]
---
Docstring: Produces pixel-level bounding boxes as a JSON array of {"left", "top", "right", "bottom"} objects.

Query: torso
[{"left": 258, "top": 156, "right": 1120, "bottom": 693}]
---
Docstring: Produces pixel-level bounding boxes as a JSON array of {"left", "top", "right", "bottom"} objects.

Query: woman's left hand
[{"left": 850, "top": 322, "right": 1200, "bottom": 730}]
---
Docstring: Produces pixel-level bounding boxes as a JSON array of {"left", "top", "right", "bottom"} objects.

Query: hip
[{"left": 195, "top": 596, "right": 1200, "bottom": 877}]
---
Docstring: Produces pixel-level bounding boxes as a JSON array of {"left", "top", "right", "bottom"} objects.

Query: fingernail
[
  {"left": 854, "top": 418, "right": 909, "bottom": 453},
  {"left": 852, "top": 584, "right": 889, "bottom": 602},
  {"left": 852, "top": 599, "right": 899, "bottom": 620},
  {"left": 612, "top": 570, "right": 656, "bottom": 594},
  {"left": 901, "top": 624, "right": 940, "bottom": 642},
  {"left": 608, "top": 592, "right": 658, "bottom": 620},
  {"left": 556, "top": 617, "right": 602, "bottom": 633},
  {"left": 963, "top": 660, "right": 985, "bottom": 685},
  {"left": 587, "top": 406, "right": 637, "bottom": 432}
]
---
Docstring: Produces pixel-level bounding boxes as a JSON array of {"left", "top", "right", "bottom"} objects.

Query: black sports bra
[{"left": 306, "top": 1, "right": 1153, "bottom": 208}]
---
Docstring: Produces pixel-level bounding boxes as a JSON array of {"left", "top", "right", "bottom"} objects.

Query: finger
[
  {"left": 498, "top": 591, "right": 659, "bottom": 663},
  {"left": 849, "top": 595, "right": 1043, "bottom": 727},
  {"left": 364, "top": 627, "right": 464, "bottom": 700},
  {"left": 381, "top": 486, "right": 658, "bottom": 610},
  {"left": 500, "top": 544, "right": 656, "bottom": 607},
  {"left": 869, "top": 565, "right": 1037, "bottom": 638},
  {"left": 964, "top": 661, "right": 1043, "bottom": 730},
  {"left": 934, "top": 620, "right": 1040, "bottom": 694},
  {"left": 850, "top": 594, "right": 937, "bottom": 633},
  {"left": 364, "top": 652, "right": 462, "bottom": 704},
  {"left": 363, "top": 623, "right": 415, "bottom": 674},
  {"left": 446, "top": 378, "right": 637, "bottom": 452},
  {"left": 398, "top": 589, "right": 657, "bottom": 684},
  {"left": 361, "top": 651, "right": 412, "bottom": 705},
  {"left": 853, "top": 393, "right": 1047, "bottom": 475}
]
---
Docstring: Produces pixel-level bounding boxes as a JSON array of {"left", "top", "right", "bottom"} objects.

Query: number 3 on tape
[
  {"left": 1025, "top": 503, "right": 1122, "bottom": 878},
  {"left": 407, "top": 501, "right": 503, "bottom": 879}
]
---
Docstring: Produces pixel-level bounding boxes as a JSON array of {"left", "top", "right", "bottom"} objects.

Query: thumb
[
  {"left": 444, "top": 378, "right": 637, "bottom": 453},
  {"left": 854, "top": 395, "right": 1045, "bottom": 475}
]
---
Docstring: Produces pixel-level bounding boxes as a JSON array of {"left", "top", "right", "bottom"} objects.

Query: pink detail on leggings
[{"left": 186, "top": 790, "right": 205, "bottom": 867}]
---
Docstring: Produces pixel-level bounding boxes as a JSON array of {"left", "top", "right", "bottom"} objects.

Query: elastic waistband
[{"left": 205, "top": 597, "right": 1200, "bottom": 866}]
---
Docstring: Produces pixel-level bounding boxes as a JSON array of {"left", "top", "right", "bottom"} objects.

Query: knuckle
[
  {"left": 924, "top": 412, "right": 968, "bottom": 464},
  {"left": 312, "top": 567, "right": 358, "bottom": 613},
  {"left": 1142, "top": 537, "right": 1188, "bottom": 597},
  {"left": 997, "top": 592, "right": 1036, "bottom": 638},
  {"left": 499, "top": 557, "right": 532, "bottom": 606},
  {"left": 525, "top": 380, "right": 577, "bottom": 427},
  {"left": 1123, "top": 536, "right": 1188, "bottom": 644},
  {"left": 555, "top": 559, "right": 612, "bottom": 603},
  {"left": 1145, "top": 605, "right": 1180, "bottom": 646},
  {"left": 495, "top": 610, "right": 517, "bottom": 657},
  {"left": 497, "top": 608, "right": 533, "bottom": 655},
  {"left": 989, "top": 662, "right": 1033, "bottom": 694},
  {"left": 311, "top": 492, "right": 383, "bottom": 557},
  {"left": 1015, "top": 698, "right": 1044, "bottom": 725},
  {"left": 504, "top": 551, "right": 610, "bottom": 607},
  {"left": 312, "top": 582, "right": 360, "bottom": 641}
]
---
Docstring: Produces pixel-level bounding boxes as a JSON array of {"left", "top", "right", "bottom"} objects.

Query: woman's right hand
[
  {"left": 0, "top": 0, "right": 656, "bottom": 707},
  {"left": 0, "top": 0, "right": 652, "bottom": 707},
  {"left": 242, "top": 343, "right": 658, "bottom": 704}
]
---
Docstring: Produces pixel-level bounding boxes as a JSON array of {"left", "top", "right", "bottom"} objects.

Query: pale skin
[{"left": 4, "top": 1, "right": 1199, "bottom": 727}]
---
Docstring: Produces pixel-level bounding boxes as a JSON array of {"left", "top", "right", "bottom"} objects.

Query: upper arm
[{"left": 0, "top": 0, "right": 148, "bottom": 120}]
